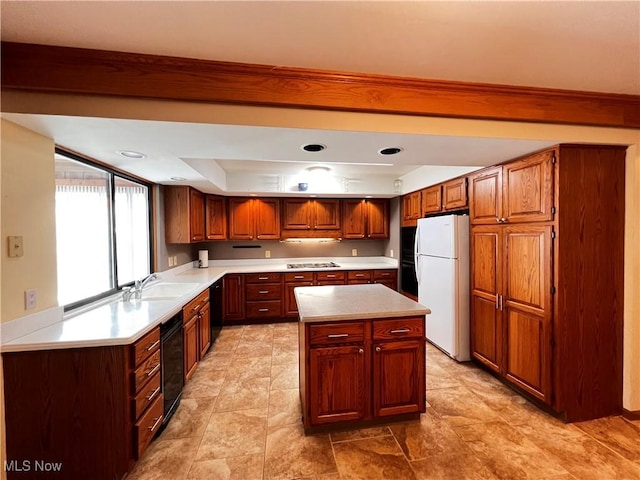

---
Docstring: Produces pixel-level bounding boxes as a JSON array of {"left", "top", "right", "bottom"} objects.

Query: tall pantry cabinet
[{"left": 469, "top": 145, "right": 626, "bottom": 422}]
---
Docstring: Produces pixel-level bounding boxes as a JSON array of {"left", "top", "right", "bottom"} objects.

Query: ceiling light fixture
[
  {"left": 378, "top": 147, "right": 403, "bottom": 156},
  {"left": 306, "top": 165, "right": 331, "bottom": 173},
  {"left": 117, "top": 150, "right": 146, "bottom": 159},
  {"left": 301, "top": 143, "right": 326, "bottom": 152},
  {"left": 170, "top": 176, "right": 186, "bottom": 181}
]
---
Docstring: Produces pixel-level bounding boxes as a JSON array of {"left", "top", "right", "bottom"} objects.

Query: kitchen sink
[{"left": 138, "top": 282, "right": 199, "bottom": 300}]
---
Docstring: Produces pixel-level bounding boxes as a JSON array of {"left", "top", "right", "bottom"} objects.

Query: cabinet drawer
[
  {"left": 134, "top": 393, "right": 164, "bottom": 459},
  {"left": 246, "top": 301, "right": 282, "bottom": 318},
  {"left": 245, "top": 272, "right": 281, "bottom": 283},
  {"left": 372, "top": 317, "right": 425, "bottom": 341},
  {"left": 133, "top": 348, "right": 161, "bottom": 394},
  {"left": 285, "top": 272, "right": 314, "bottom": 282},
  {"left": 246, "top": 283, "right": 282, "bottom": 301},
  {"left": 309, "top": 322, "right": 365, "bottom": 346},
  {"left": 183, "top": 289, "right": 209, "bottom": 318},
  {"left": 132, "top": 327, "right": 160, "bottom": 368},
  {"left": 316, "top": 271, "right": 345, "bottom": 281},
  {"left": 347, "top": 271, "right": 372, "bottom": 281},
  {"left": 133, "top": 371, "right": 161, "bottom": 419},
  {"left": 374, "top": 269, "right": 397, "bottom": 280}
]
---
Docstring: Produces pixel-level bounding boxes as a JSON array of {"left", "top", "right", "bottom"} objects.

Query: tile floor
[{"left": 127, "top": 322, "right": 640, "bottom": 480}]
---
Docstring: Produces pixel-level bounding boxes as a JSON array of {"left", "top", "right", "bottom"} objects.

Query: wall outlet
[
  {"left": 265, "top": 250, "right": 271, "bottom": 258},
  {"left": 351, "top": 248, "right": 358, "bottom": 257},
  {"left": 172, "top": 256, "right": 178, "bottom": 266},
  {"left": 25, "top": 289, "right": 37, "bottom": 310},
  {"left": 390, "top": 249, "right": 394, "bottom": 258},
  {"left": 8, "top": 235, "right": 24, "bottom": 258},
  {"left": 168, "top": 256, "right": 174, "bottom": 267}
]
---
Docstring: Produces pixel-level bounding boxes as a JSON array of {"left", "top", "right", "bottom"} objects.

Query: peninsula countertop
[{"left": 295, "top": 283, "right": 430, "bottom": 323}]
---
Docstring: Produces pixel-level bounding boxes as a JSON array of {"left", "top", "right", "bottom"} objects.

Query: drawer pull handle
[
  {"left": 146, "top": 364, "right": 160, "bottom": 377},
  {"left": 259, "top": 290, "right": 269, "bottom": 294},
  {"left": 146, "top": 340, "right": 160, "bottom": 351},
  {"left": 258, "top": 276, "right": 269, "bottom": 280},
  {"left": 390, "top": 328, "right": 411, "bottom": 334},
  {"left": 146, "top": 386, "right": 161, "bottom": 402},
  {"left": 192, "top": 304, "right": 201, "bottom": 312},
  {"left": 327, "top": 275, "right": 336, "bottom": 278},
  {"left": 258, "top": 308, "right": 269, "bottom": 312},
  {"left": 328, "top": 333, "right": 349, "bottom": 338},
  {"left": 294, "top": 275, "right": 304, "bottom": 279},
  {"left": 149, "top": 415, "right": 163, "bottom": 432},
  {"left": 355, "top": 274, "right": 364, "bottom": 277},
  {"left": 203, "top": 297, "right": 210, "bottom": 303}
]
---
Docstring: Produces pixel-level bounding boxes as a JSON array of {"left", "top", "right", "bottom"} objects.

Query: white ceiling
[{"left": 1, "top": 1, "right": 637, "bottom": 196}]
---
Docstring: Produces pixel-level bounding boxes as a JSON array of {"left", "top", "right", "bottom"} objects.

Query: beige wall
[{"left": 1, "top": 119, "right": 57, "bottom": 322}]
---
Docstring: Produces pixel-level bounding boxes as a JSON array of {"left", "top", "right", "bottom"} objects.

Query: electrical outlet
[
  {"left": 8, "top": 236, "right": 24, "bottom": 258},
  {"left": 25, "top": 289, "right": 37, "bottom": 310},
  {"left": 265, "top": 250, "right": 271, "bottom": 258},
  {"left": 390, "top": 249, "right": 394, "bottom": 258},
  {"left": 172, "top": 256, "right": 177, "bottom": 266},
  {"left": 168, "top": 256, "right": 174, "bottom": 267},
  {"left": 351, "top": 248, "right": 358, "bottom": 257}
]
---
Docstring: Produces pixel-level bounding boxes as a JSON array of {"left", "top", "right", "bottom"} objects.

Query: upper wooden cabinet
[
  {"left": 401, "top": 191, "right": 421, "bottom": 226},
  {"left": 421, "top": 185, "right": 442, "bottom": 214},
  {"left": 205, "top": 195, "right": 227, "bottom": 240},
  {"left": 228, "top": 197, "right": 280, "bottom": 240},
  {"left": 442, "top": 177, "right": 468, "bottom": 211},
  {"left": 343, "top": 199, "right": 389, "bottom": 240},
  {"left": 469, "top": 150, "right": 554, "bottom": 225},
  {"left": 282, "top": 199, "right": 341, "bottom": 238},
  {"left": 164, "top": 186, "right": 205, "bottom": 243}
]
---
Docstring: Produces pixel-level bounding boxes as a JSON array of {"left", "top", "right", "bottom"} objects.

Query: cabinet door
[
  {"left": 502, "top": 225, "right": 553, "bottom": 402},
  {"left": 205, "top": 195, "right": 227, "bottom": 240},
  {"left": 503, "top": 150, "right": 555, "bottom": 223},
  {"left": 183, "top": 315, "right": 199, "bottom": 382},
  {"left": 469, "top": 166, "right": 503, "bottom": 224},
  {"left": 421, "top": 185, "right": 442, "bottom": 214},
  {"left": 410, "top": 192, "right": 421, "bottom": 219},
  {"left": 284, "top": 281, "right": 314, "bottom": 317},
  {"left": 198, "top": 302, "right": 211, "bottom": 358},
  {"left": 309, "top": 345, "right": 367, "bottom": 425},
  {"left": 443, "top": 177, "right": 468, "bottom": 210},
  {"left": 189, "top": 188, "right": 205, "bottom": 242},
  {"left": 367, "top": 199, "right": 389, "bottom": 239},
  {"left": 470, "top": 226, "right": 502, "bottom": 372},
  {"left": 223, "top": 274, "right": 245, "bottom": 322},
  {"left": 342, "top": 199, "right": 366, "bottom": 239},
  {"left": 314, "top": 199, "right": 341, "bottom": 230},
  {"left": 255, "top": 198, "right": 281, "bottom": 240},
  {"left": 282, "top": 199, "right": 313, "bottom": 230},
  {"left": 372, "top": 339, "right": 425, "bottom": 417},
  {"left": 228, "top": 197, "right": 255, "bottom": 240}
]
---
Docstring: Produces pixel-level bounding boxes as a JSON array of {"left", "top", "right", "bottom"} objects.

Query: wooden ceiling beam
[{"left": 2, "top": 42, "right": 639, "bottom": 128}]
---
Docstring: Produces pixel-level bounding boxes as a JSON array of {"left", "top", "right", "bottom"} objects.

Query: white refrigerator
[{"left": 415, "top": 214, "right": 470, "bottom": 361}]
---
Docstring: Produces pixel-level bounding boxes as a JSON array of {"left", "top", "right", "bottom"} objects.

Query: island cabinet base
[{"left": 299, "top": 316, "right": 426, "bottom": 433}]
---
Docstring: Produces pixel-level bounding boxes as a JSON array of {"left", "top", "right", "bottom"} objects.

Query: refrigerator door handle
[{"left": 414, "top": 224, "right": 421, "bottom": 283}]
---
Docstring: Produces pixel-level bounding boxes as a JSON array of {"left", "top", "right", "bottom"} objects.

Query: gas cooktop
[{"left": 286, "top": 262, "right": 340, "bottom": 269}]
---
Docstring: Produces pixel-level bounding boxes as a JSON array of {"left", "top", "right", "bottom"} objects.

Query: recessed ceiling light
[
  {"left": 117, "top": 150, "right": 146, "bottom": 159},
  {"left": 302, "top": 144, "right": 326, "bottom": 152},
  {"left": 170, "top": 176, "right": 186, "bottom": 181},
  {"left": 378, "top": 147, "right": 403, "bottom": 156}
]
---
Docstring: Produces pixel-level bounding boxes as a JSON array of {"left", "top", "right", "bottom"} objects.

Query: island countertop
[{"left": 295, "top": 283, "right": 430, "bottom": 323}]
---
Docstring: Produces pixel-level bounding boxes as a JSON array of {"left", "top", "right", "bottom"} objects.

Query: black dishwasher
[{"left": 160, "top": 313, "right": 184, "bottom": 428}]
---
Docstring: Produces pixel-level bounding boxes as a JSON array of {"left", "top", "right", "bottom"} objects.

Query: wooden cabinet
[
  {"left": 300, "top": 316, "right": 425, "bottom": 431},
  {"left": 342, "top": 199, "right": 390, "bottom": 239},
  {"left": 199, "top": 298, "right": 211, "bottom": 358},
  {"left": 443, "top": 177, "right": 468, "bottom": 210},
  {"left": 281, "top": 199, "right": 341, "bottom": 238},
  {"left": 402, "top": 191, "right": 421, "bottom": 226},
  {"left": 347, "top": 270, "right": 372, "bottom": 284},
  {"left": 469, "top": 150, "right": 554, "bottom": 225},
  {"left": 228, "top": 197, "right": 280, "bottom": 240},
  {"left": 421, "top": 185, "right": 442, "bottom": 214},
  {"left": 469, "top": 145, "right": 626, "bottom": 422},
  {"left": 284, "top": 272, "right": 314, "bottom": 317},
  {"left": 373, "top": 269, "right": 397, "bottom": 290},
  {"left": 164, "top": 186, "right": 205, "bottom": 243},
  {"left": 183, "top": 289, "right": 210, "bottom": 381},
  {"left": 223, "top": 274, "right": 245, "bottom": 322},
  {"left": 205, "top": 195, "right": 227, "bottom": 240},
  {"left": 245, "top": 273, "right": 283, "bottom": 320}
]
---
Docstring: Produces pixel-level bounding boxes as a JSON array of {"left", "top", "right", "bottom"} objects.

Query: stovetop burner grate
[{"left": 287, "top": 262, "right": 340, "bottom": 269}]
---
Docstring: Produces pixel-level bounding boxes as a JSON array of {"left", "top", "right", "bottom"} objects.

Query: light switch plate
[
  {"left": 25, "top": 289, "right": 37, "bottom": 310},
  {"left": 265, "top": 250, "right": 271, "bottom": 258},
  {"left": 8, "top": 236, "right": 24, "bottom": 258}
]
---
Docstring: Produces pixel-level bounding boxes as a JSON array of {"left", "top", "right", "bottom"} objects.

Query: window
[{"left": 55, "top": 149, "right": 152, "bottom": 308}]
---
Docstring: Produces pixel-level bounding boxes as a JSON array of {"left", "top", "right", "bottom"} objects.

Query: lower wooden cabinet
[
  {"left": 182, "top": 289, "right": 211, "bottom": 381},
  {"left": 300, "top": 316, "right": 425, "bottom": 431},
  {"left": 223, "top": 274, "right": 245, "bottom": 322},
  {"left": 183, "top": 315, "right": 199, "bottom": 382}
]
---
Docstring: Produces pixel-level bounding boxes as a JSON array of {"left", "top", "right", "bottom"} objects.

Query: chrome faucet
[{"left": 122, "top": 273, "right": 157, "bottom": 301}]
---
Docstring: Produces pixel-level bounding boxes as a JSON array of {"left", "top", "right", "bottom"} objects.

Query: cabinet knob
[
  {"left": 358, "top": 348, "right": 364, "bottom": 354},
  {"left": 376, "top": 346, "right": 382, "bottom": 352}
]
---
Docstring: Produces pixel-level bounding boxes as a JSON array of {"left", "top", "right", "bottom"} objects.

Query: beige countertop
[{"left": 295, "top": 284, "right": 430, "bottom": 323}]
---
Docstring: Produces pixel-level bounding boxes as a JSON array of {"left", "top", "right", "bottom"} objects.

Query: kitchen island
[{"left": 295, "top": 283, "right": 430, "bottom": 433}]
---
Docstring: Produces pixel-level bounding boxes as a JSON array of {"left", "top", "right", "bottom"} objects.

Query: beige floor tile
[
  {"left": 160, "top": 397, "right": 216, "bottom": 439},
  {"left": 214, "top": 376, "right": 270, "bottom": 411},
  {"left": 226, "top": 355, "right": 272, "bottom": 379},
  {"left": 272, "top": 343, "right": 299, "bottom": 365},
  {"left": 235, "top": 339, "right": 274, "bottom": 357},
  {"left": 574, "top": 416, "right": 640, "bottom": 462},
  {"left": 332, "top": 435, "right": 417, "bottom": 480},
  {"left": 410, "top": 453, "right": 498, "bottom": 480},
  {"left": 182, "top": 367, "right": 227, "bottom": 398},
  {"left": 425, "top": 361, "right": 462, "bottom": 390},
  {"left": 186, "top": 453, "right": 264, "bottom": 480},
  {"left": 127, "top": 436, "right": 201, "bottom": 480},
  {"left": 268, "top": 388, "right": 302, "bottom": 427},
  {"left": 270, "top": 362, "right": 299, "bottom": 390},
  {"left": 196, "top": 409, "right": 267, "bottom": 460},
  {"left": 200, "top": 350, "right": 234, "bottom": 369},
  {"left": 264, "top": 424, "right": 337, "bottom": 479},
  {"left": 427, "top": 385, "right": 498, "bottom": 426},
  {"left": 330, "top": 426, "right": 392, "bottom": 443},
  {"left": 241, "top": 324, "right": 275, "bottom": 343},
  {"left": 211, "top": 335, "right": 241, "bottom": 352},
  {"left": 484, "top": 394, "right": 566, "bottom": 427}
]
